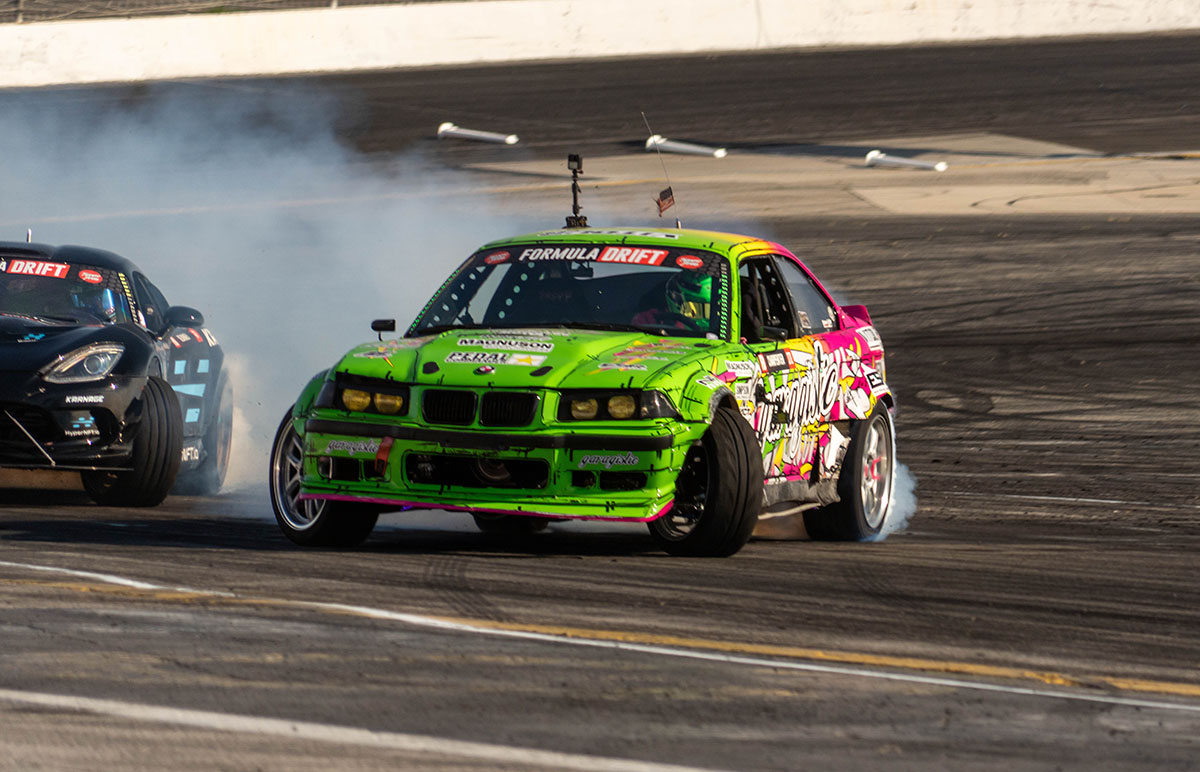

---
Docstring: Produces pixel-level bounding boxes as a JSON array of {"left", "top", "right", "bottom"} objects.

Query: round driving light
[
  {"left": 374, "top": 392, "right": 404, "bottom": 415},
  {"left": 570, "top": 398, "right": 598, "bottom": 420},
  {"left": 475, "top": 458, "right": 512, "bottom": 484},
  {"left": 341, "top": 388, "right": 371, "bottom": 411},
  {"left": 607, "top": 394, "right": 637, "bottom": 419}
]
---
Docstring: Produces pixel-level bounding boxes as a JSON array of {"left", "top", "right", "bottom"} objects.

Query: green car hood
[{"left": 335, "top": 328, "right": 716, "bottom": 390}]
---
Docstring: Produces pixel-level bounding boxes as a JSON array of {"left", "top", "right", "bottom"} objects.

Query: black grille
[
  {"left": 422, "top": 390, "right": 477, "bottom": 426},
  {"left": 480, "top": 392, "right": 538, "bottom": 427},
  {"left": 406, "top": 454, "right": 549, "bottom": 489},
  {"left": 0, "top": 404, "right": 58, "bottom": 443}
]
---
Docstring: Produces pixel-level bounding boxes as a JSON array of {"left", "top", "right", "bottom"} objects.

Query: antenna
[
  {"left": 26, "top": 229, "right": 32, "bottom": 243},
  {"left": 564, "top": 154, "right": 588, "bottom": 229},
  {"left": 642, "top": 112, "right": 682, "bottom": 228}
]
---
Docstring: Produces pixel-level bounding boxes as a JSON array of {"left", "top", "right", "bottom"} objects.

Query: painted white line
[
  {"left": 4, "top": 560, "right": 1200, "bottom": 716},
  {"left": 0, "top": 688, "right": 723, "bottom": 772},
  {"left": 0, "top": 558, "right": 233, "bottom": 594}
]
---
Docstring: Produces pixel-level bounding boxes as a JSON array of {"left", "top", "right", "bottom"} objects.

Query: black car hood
[{"left": 0, "top": 313, "right": 147, "bottom": 373}]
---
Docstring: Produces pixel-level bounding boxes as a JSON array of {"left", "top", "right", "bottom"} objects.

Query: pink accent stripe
[{"left": 299, "top": 494, "right": 674, "bottom": 523}]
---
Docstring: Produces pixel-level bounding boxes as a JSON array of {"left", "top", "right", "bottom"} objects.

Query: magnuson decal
[{"left": 458, "top": 337, "right": 553, "bottom": 353}]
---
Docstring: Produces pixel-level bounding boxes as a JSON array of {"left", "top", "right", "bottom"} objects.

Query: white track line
[
  {"left": 0, "top": 688, "right": 724, "bottom": 772},
  {"left": 4, "top": 559, "right": 1200, "bottom": 718}
]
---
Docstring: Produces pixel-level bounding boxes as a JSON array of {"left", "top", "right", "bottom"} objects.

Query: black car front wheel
[
  {"left": 83, "top": 376, "right": 183, "bottom": 507},
  {"left": 269, "top": 407, "right": 378, "bottom": 547},
  {"left": 648, "top": 407, "right": 763, "bottom": 557}
]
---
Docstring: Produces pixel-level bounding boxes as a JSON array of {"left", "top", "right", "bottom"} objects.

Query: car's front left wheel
[
  {"left": 83, "top": 376, "right": 182, "bottom": 507},
  {"left": 269, "top": 407, "right": 378, "bottom": 547},
  {"left": 648, "top": 406, "right": 763, "bottom": 557}
]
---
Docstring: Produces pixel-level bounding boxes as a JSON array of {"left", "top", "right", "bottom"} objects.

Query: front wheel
[
  {"left": 269, "top": 407, "right": 378, "bottom": 547},
  {"left": 648, "top": 407, "right": 763, "bottom": 557},
  {"left": 804, "top": 402, "right": 895, "bottom": 541},
  {"left": 82, "top": 376, "right": 182, "bottom": 507}
]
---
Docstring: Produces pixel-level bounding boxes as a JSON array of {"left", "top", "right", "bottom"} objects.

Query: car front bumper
[
  {"left": 0, "top": 371, "right": 145, "bottom": 471},
  {"left": 296, "top": 415, "right": 702, "bottom": 521}
]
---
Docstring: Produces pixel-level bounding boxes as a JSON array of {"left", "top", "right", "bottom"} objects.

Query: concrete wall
[{"left": 3, "top": 0, "right": 1199, "bottom": 88}]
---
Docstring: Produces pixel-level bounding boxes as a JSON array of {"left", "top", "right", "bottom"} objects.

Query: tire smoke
[{"left": 0, "top": 85, "right": 536, "bottom": 493}]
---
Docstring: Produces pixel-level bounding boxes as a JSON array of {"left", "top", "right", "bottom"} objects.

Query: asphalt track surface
[{"left": 3, "top": 34, "right": 1200, "bottom": 771}]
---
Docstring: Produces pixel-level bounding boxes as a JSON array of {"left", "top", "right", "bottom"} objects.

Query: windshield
[
  {"left": 410, "top": 244, "right": 731, "bottom": 339},
  {"left": 0, "top": 257, "right": 134, "bottom": 325}
]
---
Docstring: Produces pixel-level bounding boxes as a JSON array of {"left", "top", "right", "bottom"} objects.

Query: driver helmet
[
  {"left": 665, "top": 271, "right": 712, "bottom": 322},
  {"left": 75, "top": 286, "right": 119, "bottom": 321}
]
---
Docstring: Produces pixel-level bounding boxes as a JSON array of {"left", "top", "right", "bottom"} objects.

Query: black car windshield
[
  {"left": 410, "top": 244, "right": 730, "bottom": 339},
  {"left": 0, "top": 258, "right": 134, "bottom": 324}
]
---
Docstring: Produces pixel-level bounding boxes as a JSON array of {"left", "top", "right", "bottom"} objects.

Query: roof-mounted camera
[{"left": 564, "top": 154, "right": 588, "bottom": 229}]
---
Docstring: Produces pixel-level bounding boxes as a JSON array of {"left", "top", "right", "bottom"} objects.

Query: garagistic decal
[
  {"left": 577, "top": 452, "right": 639, "bottom": 469},
  {"left": 327, "top": 439, "right": 381, "bottom": 456}
]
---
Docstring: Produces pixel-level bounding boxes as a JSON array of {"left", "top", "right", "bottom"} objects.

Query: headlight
[
  {"left": 374, "top": 392, "right": 405, "bottom": 415},
  {"left": 341, "top": 388, "right": 372, "bottom": 411},
  {"left": 570, "top": 397, "right": 599, "bottom": 420},
  {"left": 42, "top": 343, "right": 124, "bottom": 384},
  {"left": 607, "top": 395, "right": 637, "bottom": 419},
  {"left": 559, "top": 390, "right": 678, "bottom": 421}
]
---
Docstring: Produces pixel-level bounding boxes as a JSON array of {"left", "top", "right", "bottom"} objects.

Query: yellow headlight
[
  {"left": 341, "top": 388, "right": 371, "bottom": 412},
  {"left": 374, "top": 392, "right": 404, "bottom": 415},
  {"left": 607, "top": 394, "right": 637, "bottom": 419},
  {"left": 570, "top": 398, "right": 599, "bottom": 420}
]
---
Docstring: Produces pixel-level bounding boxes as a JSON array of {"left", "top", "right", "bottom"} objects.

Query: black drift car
[{"left": 0, "top": 242, "right": 232, "bottom": 505}]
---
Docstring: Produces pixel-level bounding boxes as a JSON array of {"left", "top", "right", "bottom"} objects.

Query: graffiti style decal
[
  {"left": 577, "top": 452, "right": 639, "bottom": 469},
  {"left": 484, "top": 251, "right": 510, "bottom": 265},
  {"left": 78, "top": 269, "right": 104, "bottom": 284},
  {"left": 741, "top": 339, "right": 875, "bottom": 482},
  {"left": 327, "top": 439, "right": 381, "bottom": 456},
  {"left": 675, "top": 255, "right": 704, "bottom": 270}
]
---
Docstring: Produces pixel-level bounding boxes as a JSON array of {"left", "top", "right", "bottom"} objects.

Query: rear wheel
[
  {"left": 175, "top": 376, "right": 233, "bottom": 495},
  {"left": 803, "top": 402, "right": 895, "bottom": 541},
  {"left": 83, "top": 376, "right": 182, "bottom": 507},
  {"left": 648, "top": 407, "right": 762, "bottom": 557},
  {"left": 269, "top": 407, "right": 378, "bottom": 547}
]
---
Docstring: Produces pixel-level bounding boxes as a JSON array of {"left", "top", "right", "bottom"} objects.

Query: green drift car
[{"left": 269, "top": 227, "right": 896, "bottom": 556}]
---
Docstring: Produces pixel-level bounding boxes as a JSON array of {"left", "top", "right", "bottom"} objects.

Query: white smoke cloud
[
  {"left": 0, "top": 85, "right": 540, "bottom": 493},
  {"left": 878, "top": 461, "right": 917, "bottom": 539}
]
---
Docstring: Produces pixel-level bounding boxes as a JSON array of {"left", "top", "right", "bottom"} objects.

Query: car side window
[
  {"left": 132, "top": 273, "right": 170, "bottom": 334},
  {"left": 774, "top": 256, "right": 838, "bottom": 334},
  {"left": 738, "top": 259, "right": 796, "bottom": 341}
]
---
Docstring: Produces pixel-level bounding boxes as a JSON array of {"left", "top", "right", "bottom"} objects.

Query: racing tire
[
  {"left": 648, "top": 406, "right": 762, "bottom": 557},
  {"left": 269, "top": 407, "right": 378, "bottom": 548},
  {"left": 803, "top": 402, "right": 895, "bottom": 541},
  {"left": 471, "top": 513, "right": 550, "bottom": 535},
  {"left": 174, "top": 376, "right": 233, "bottom": 496},
  {"left": 82, "top": 376, "right": 183, "bottom": 507}
]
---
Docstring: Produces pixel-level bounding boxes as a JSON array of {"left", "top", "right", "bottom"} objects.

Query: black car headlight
[
  {"left": 41, "top": 343, "right": 124, "bottom": 384},
  {"left": 558, "top": 390, "right": 678, "bottom": 421}
]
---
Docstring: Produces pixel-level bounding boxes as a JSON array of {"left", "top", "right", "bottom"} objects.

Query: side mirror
[
  {"left": 841, "top": 304, "right": 872, "bottom": 326},
  {"left": 164, "top": 305, "right": 204, "bottom": 328},
  {"left": 759, "top": 325, "right": 788, "bottom": 341},
  {"left": 371, "top": 319, "right": 396, "bottom": 340}
]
